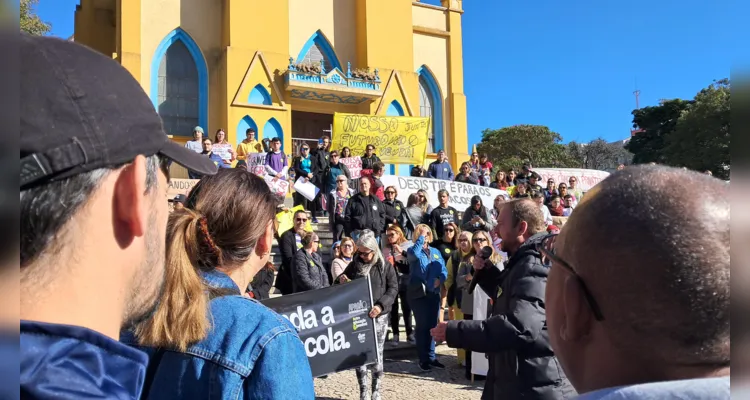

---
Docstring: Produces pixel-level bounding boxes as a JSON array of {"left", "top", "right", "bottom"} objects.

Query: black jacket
[
  {"left": 311, "top": 147, "right": 330, "bottom": 178},
  {"left": 360, "top": 154, "right": 381, "bottom": 171},
  {"left": 274, "top": 229, "right": 300, "bottom": 295},
  {"left": 247, "top": 265, "right": 275, "bottom": 300},
  {"left": 382, "top": 199, "right": 405, "bottom": 230},
  {"left": 445, "top": 233, "right": 576, "bottom": 400},
  {"left": 292, "top": 250, "right": 330, "bottom": 293},
  {"left": 340, "top": 258, "right": 398, "bottom": 313},
  {"left": 345, "top": 193, "right": 385, "bottom": 235}
]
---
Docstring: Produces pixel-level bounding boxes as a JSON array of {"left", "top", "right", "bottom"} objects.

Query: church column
[
  {"left": 443, "top": 0, "right": 468, "bottom": 171},
  {"left": 116, "top": 0, "right": 142, "bottom": 85}
]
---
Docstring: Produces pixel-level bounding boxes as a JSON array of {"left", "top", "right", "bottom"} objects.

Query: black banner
[{"left": 261, "top": 277, "right": 379, "bottom": 377}]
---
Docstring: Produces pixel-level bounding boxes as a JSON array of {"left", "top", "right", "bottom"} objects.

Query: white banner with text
[{"left": 380, "top": 176, "right": 509, "bottom": 210}]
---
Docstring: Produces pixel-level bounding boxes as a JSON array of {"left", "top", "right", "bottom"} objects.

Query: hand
[
  {"left": 434, "top": 278, "right": 440, "bottom": 288},
  {"left": 338, "top": 275, "right": 351, "bottom": 284},
  {"left": 369, "top": 305, "right": 382, "bottom": 318},
  {"left": 430, "top": 322, "right": 448, "bottom": 342},
  {"left": 308, "top": 173, "right": 314, "bottom": 179},
  {"left": 476, "top": 218, "right": 485, "bottom": 225},
  {"left": 465, "top": 273, "right": 473, "bottom": 282},
  {"left": 473, "top": 255, "right": 485, "bottom": 270},
  {"left": 393, "top": 244, "right": 403, "bottom": 254},
  {"left": 471, "top": 216, "right": 480, "bottom": 223}
]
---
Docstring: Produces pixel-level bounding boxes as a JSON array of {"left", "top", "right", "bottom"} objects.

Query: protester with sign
[
  {"left": 212, "top": 129, "right": 236, "bottom": 165},
  {"left": 381, "top": 175, "right": 509, "bottom": 214},
  {"left": 426, "top": 150, "right": 455, "bottom": 181},
  {"left": 130, "top": 168, "right": 314, "bottom": 399},
  {"left": 338, "top": 231, "right": 399, "bottom": 400},
  {"left": 461, "top": 196, "right": 495, "bottom": 233},
  {"left": 292, "top": 143, "right": 318, "bottom": 215},
  {"left": 399, "top": 194, "right": 429, "bottom": 239},
  {"left": 235, "top": 128, "right": 263, "bottom": 168},
  {"left": 332, "top": 113, "right": 430, "bottom": 165},
  {"left": 264, "top": 137, "right": 289, "bottom": 178},
  {"left": 292, "top": 232, "right": 329, "bottom": 293},
  {"left": 430, "top": 189, "right": 460, "bottom": 239},
  {"left": 311, "top": 136, "right": 332, "bottom": 222},
  {"left": 383, "top": 225, "right": 414, "bottom": 344},
  {"left": 345, "top": 177, "right": 385, "bottom": 239},
  {"left": 431, "top": 199, "right": 575, "bottom": 399},
  {"left": 275, "top": 209, "right": 309, "bottom": 295},
  {"left": 531, "top": 168, "right": 610, "bottom": 192},
  {"left": 407, "top": 225, "right": 448, "bottom": 371},
  {"left": 327, "top": 176, "right": 355, "bottom": 241}
]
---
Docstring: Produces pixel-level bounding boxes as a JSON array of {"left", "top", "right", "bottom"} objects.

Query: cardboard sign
[
  {"left": 262, "top": 277, "right": 379, "bottom": 378},
  {"left": 167, "top": 178, "right": 199, "bottom": 199},
  {"left": 212, "top": 143, "right": 233, "bottom": 161},
  {"left": 332, "top": 113, "right": 430, "bottom": 165},
  {"left": 339, "top": 156, "right": 362, "bottom": 179},
  {"left": 380, "top": 175, "right": 510, "bottom": 210}
]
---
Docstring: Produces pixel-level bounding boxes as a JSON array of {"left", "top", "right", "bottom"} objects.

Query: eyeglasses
[
  {"left": 445, "top": 229, "right": 455, "bottom": 233},
  {"left": 386, "top": 233, "right": 397, "bottom": 237},
  {"left": 359, "top": 249, "right": 374, "bottom": 256},
  {"left": 559, "top": 185, "right": 568, "bottom": 189},
  {"left": 332, "top": 154, "right": 339, "bottom": 158},
  {"left": 472, "top": 237, "right": 488, "bottom": 243},
  {"left": 295, "top": 218, "right": 308, "bottom": 222},
  {"left": 342, "top": 243, "right": 354, "bottom": 248},
  {"left": 385, "top": 191, "right": 395, "bottom": 194},
  {"left": 537, "top": 233, "right": 604, "bottom": 321},
  {"left": 458, "top": 238, "right": 469, "bottom": 243}
]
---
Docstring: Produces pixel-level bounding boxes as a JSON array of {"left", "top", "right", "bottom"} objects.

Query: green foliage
[
  {"left": 20, "top": 0, "right": 50, "bottom": 36},
  {"left": 625, "top": 99, "right": 691, "bottom": 164},
  {"left": 664, "top": 79, "right": 730, "bottom": 179},
  {"left": 476, "top": 124, "right": 580, "bottom": 172}
]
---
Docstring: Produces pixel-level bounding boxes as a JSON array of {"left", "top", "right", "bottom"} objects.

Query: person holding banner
[
  {"left": 235, "top": 128, "right": 263, "bottom": 168},
  {"left": 292, "top": 144, "right": 319, "bottom": 216},
  {"left": 455, "top": 162, "right": 480, "bottom": 185},
  {"left": 263, "top": 137, "right": 289, "bottom": 178},
  {"left": 407, "top": 225, "right": 448, "bottom": 371},
  {"left": 213, "top": 129, "right": 236, "bottom": 165},
  {"left": 426, "top": 149, "right": 455, "bottom": 181},
  {"left": 130, "top": 168, "right": 315, "bottom": 399},
  {"left": 339, "top": 231, "right": 398, "bottom": 400}
]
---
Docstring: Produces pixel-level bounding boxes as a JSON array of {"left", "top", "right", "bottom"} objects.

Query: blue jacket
[
  {"left": 427, "top": 160, "right": 455, "bottom": 181},
  {"left": 407, "top": 235, "right": 448, "bottom": 293},
  {"left": 125, "top": 270, "right": 315, "bottom": 400},
  {"left": 21, "top": 320, "right": 148, "bottom": 399}
]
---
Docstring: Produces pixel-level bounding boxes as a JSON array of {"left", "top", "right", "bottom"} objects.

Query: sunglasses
[
  {"left": 385, "top": 191, "right": 395, "bottom": 194},
  {"left": 386, "top": 233, "right": 397, "bottom": 237},
  {"left": 359, "top": 249, "right": 374, "bottom": 256},
  {"left": 445, "top": 229, "right": 455, "bottom": 233},
  {"left": 295, "top": 218, "right": 308, "bottom": 222},
  {"left": 472, "top": 237, "right": 488, "bottom": 243},
  {"left": 301, "top": 148, "right": 309, "bottom": 151},
  {"left": 337, "top": 179, "right": 347, "bottom": 182}
]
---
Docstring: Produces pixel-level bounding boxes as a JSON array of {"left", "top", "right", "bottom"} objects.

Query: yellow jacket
[{"left": 236, "top": 140, "right": 263, "bottom": 160}]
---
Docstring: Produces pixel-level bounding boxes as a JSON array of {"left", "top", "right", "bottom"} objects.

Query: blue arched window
[
  {"left": 263, "top": 118, "right": 284, "bottom": 150},
  {"left": 237, "top": 116, "right": 258, "bottom": 148},
  {"left": 296, "top": 30, "right": 342, "bottom": 72},
  {"left": 248, "top": 84, "right": 272, "bottom": 105},
  {"left": 151, "top": 28, "right": 208, "bottom": 136},
  {"left": 386, "top": 100, "right": 405, "bottom": 117},
  {"left": 417, "top": 66, "right": 443, "bottom": 154}
]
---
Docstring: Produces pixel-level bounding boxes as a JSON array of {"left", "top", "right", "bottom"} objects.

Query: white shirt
[{"left": 539, "top": 203, "right": 553, "bottom": 225}]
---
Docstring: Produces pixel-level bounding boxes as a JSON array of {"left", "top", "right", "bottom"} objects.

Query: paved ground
[{"left": 314, "top": 344, "right": 485, "bottom": 400}]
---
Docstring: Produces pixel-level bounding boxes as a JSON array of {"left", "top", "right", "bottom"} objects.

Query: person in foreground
[
  {"left": 339, "top": 230, "right": 399, "bottom": 400},
  {"left": 127, "top": 169, "right": 314, "bottom": 399},
  {"left": 431, "top": 199, "right": 575, "bottom": 399},
  {"left": 544, "top": 165, "right": 730, "bottom": 399},
  {"left": 19, "top": 34, "right": 217, "bottom": 398}
]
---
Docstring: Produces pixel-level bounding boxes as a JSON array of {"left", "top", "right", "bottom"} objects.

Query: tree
[
  {"left": 20, "top": 0, "right": 51, "bottom": 36},
  {"left": 664, "top": 79, "right": 730, "bottom": 179},
  {"left": 476, "top": 124, "right": 579, "bottom": 172},
  {"left": 625, "top": 99, "right": 691, "bottom": 164}
]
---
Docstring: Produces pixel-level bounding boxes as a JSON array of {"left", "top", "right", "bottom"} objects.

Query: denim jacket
[
  {"left": 125, "top": 270, "right": 315, "bottom": 400},
  {"left": 407, "top": 235, "right": 448, "bottom": 293},
  {"left": 22, "top": 320, "right": 148, "bottom": 399}
]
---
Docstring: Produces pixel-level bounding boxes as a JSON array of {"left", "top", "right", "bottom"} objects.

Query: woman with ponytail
[{"left": 126, "top": 168, "right": 314, "bottom": 399}]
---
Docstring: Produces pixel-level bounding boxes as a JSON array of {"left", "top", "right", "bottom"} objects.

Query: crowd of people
[{"left": 20, "top": 34, "right": 730, "bottom": 400}]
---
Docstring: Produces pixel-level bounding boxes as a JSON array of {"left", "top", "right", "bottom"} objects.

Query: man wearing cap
[
  {"left": 20, "top": 34, "right": 218, "bottom": 399},
  {"left": 185, "top": 126, "right": 204, "bottom": 153}
]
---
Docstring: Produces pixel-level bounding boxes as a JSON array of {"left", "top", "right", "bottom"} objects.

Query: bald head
[{"left": 560, "top": 165, "right": 730, "bottom": 366}]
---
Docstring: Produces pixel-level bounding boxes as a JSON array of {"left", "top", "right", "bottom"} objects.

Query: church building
[{"left": 73, "top": 0, "right": 468, "bottom": 176}]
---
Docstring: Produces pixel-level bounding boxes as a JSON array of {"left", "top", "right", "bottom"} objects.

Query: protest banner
[
  {"left": 532, "top": 168, "right": 609, "bottom": 191},
  {"left": 264, "top": 174, "right": 290, "bottom": 198},
  {"left": 332, "top": 113, "right": 430, "bottom": 165},
  {"left": 339, "top": 156, "right": 362, "bottom": 179},
  {"left": 212, "top": 143, "right": 233, "bottom": 162},
  {"left": 262, "top": 278, "right": 379, "bottom": 377},
  {"left": 275, "top": 205, "right": 313, "bottom": 236},
  {"left": 471, "top": 286, "right": 491, "bottom": 377},
  {"left": 380, "top": 175, "right": 509, "bottom": 210},
  {"left": 167, "top": 178, "right": 199, "bottom": 199},
  {"left": 246, "top": 153, "right": 268, "bottom": 176}
]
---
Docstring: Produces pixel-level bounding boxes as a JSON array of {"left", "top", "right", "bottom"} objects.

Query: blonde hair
[
  {"left": 412, "top": 223, "right": 433, "bottom": 243},
  {"left": 472, "top": 230, "right": 501, "bottom": 265}
]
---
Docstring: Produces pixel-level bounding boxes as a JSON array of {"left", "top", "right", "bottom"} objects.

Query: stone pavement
[{"left": 314, "top": 345, "right": 485, "bottom": 400}]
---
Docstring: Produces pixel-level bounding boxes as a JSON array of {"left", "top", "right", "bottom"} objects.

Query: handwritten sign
[
  {"left": 332, "top": 113, "right": 430, "bottom": 165},
  {"left": 531, "top": 168, "right": 610, "bottom": 191},
  {"left": 167, "top": 178, "right": 199, "bottom": 199},
  {"left": 213, "top": 143, "right": 233, "bottom": 161},
  {"left": 339, "top": 156, "right": 362, "bottom": 179},
  {"left": 264, "top": 174, "right": 290, "bottom": 198},
  {"left": 380, "top": 175, "right": 509, "bottom": 210}
]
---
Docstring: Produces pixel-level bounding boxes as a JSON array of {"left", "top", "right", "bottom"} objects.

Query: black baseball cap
[{"left": 20, "top": 34, "right": 218, "bottom": 190}]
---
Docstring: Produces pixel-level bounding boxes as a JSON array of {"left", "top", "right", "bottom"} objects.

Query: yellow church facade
[{"left": 73, "top": 0, "right": 468, "bottom": 175}]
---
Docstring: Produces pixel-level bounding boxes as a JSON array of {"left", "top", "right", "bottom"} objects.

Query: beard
[{"left": 123, "top": 204, "right": 166, "bottom": 327}]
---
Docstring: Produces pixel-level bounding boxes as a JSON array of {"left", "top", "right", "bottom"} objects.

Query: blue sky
[{"left": 37, "top": 0, "right": 737, "bottom": 146}]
